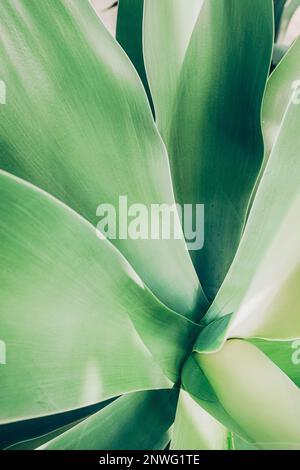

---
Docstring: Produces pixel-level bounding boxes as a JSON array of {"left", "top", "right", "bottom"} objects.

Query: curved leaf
[
  {"left": 251, "top": 338, "right": 300, "bottom": 388},
  {"left": 203, "top": 63, "right": 300, "bottom": 343},
  {"left": 0, "top": 171, "right": 200, "bottom": 423},
  {"left": 170, "top": 390, "right": 228, "bottom": 450},
  {"left": 0, "top": 0, "right": 206, "bottom": 318},
  {"left": 274, "top": 0, "right": 288, "bottom": 40},
  {"left": 277, "top": 0, "right": 300, "bottom": 43},
  {"left": 116, "top": 0, "right": 153, "bottom": 111},
  {"left": 229, "top": 193, "right": 300, "bottom": 340},
  {"left": 0, "top": 400, "right": 113, "bottom": 449},
  {"left": 263, "top": 37, "right": 300, "bottom": 162},
  {"left": 39, "top": 390, "right": 177, "bottom": 450},
  {"left": 162, "top": 0, "right": 273, "bottom": 299},
  {"left": 196, "top": 340, "right": 300, "bottom": 449},
  {"left": 143, "top": 0, "right": 203, "bottom": 136}
]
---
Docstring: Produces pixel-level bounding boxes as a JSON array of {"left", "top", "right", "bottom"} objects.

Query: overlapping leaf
[
  {"left": 196, "top": 340, "right": 300, "bottom": 449},
  {"left": 143, "top": 0, "right": 203, "bottom": 137},
  {"left": 116, "top": 0, "right": 153, "bottom": 111},
  {"left": 200, "top": 58, "right": 300, "bottom": 344},
  {"left": 39, "top": 390, "right": 177, "bottom": 450},
  {"left": 0, "top": 171, "right": 200, "bottom": 423},
  {"left": 0, "top": 0, "right": 206, "bottom": 318},
  {"left": 145, "top": 0, "right": 273, "bottom": 299},
  {"left": 170, "top": 390, "right": 228, "bottom": 450}
]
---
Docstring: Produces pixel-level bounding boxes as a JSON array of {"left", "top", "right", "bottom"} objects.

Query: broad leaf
[
  {"left": 196, "top": 340, "right": 300, "bottom": 449},
  {"left": 39, "top": 390, "right": 177, "bottom": 450},
  {"left": 251, "top": 338, "right": 300, "bottom": 388},
  {"left": 277, "top": 0, "right": 300, "bottom": 42},
  {"left": 263, "top": 37, "right": 300, "bottom": 162},
  {"left": 0, "top": 0, "right": 207, "bottom": 318},
  {"left": 116, "top": 0, "right": 153, "bottom": 111},
  {"left": 155, "top": 0, "right": 273, "bottom": 299},
  {"left": 229, "top": 193, "right": 300, "bottom": 339},
  {"left": 274, "top": 0, "right": 288, "bottom": 40},
  {"left": 0, "top": 171, "right": 200, "bottom": 423},
  {"left": 0, "top": 401, "right": 113, "bottom": 449},
  {"left": 170, "top": 390, "right": 228, "bottom": 450},
  {"left": 143, "top": 0, "right": 203, "bottom": 137},
  {"left": 202, "top": 62, "right": 300, "bottom": 343}
]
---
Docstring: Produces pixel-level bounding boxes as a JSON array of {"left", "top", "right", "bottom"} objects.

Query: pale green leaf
[
  {"left": 263, "top": 37, "right": 300, "bottom": 162},
  {"left": 143, "top": 0, "right": 203, "bottom": 137},
  {"left": 116, "top": 0, "right": 153, "bottom": 111},
  {"left": 170, "top": 390, "right": 228, "bottom": 450},
  {"left": 0, "top": 0, "right": 206, "bottom": 318},
  {"left": 196, "top": 340, "right": 300, "bottom": 449},
  {"left": 156, "top": 0, "right": 273, "bottom": 299},
  {"left": 0, "top": 171, "right": 200, "bottom": 423},
  {"left": 39, "top": 390, "right": 177, "bottom": 450},
  {"left": 202, "top": 58, "right": 300, "bottom": 342}
]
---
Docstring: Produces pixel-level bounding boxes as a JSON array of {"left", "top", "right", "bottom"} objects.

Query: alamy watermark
[
  {"left": 291, "top": 80, "right": 300, "bottom": 105},
  {"left": 291, "top": 339, "right": 300, "bottom": 366},
  {"left": 0, "top": 80, "right": 6, "bottom": 105},
  {"left": 0, "top": 340, "right": 6, "bottom": 365},
  {"left": 96, "top": 196, "right": 204, "bottom": 250}
]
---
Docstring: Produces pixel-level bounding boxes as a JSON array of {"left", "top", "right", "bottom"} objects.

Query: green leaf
[
  {"left": 274, "top": 0, "right": 288, "bottom": 40},
  {"left": 151, "top": 0, "right": 273, "bottom": 299},
  {"left": 0, "top": 0, "right": 207, "bottom": 318},
  {"left": 196, "top": 340, "right": 300, "bottom": 449},
  {"left": 170, "top": 390, "right": 228, "bottom": 450},
  {"left": 181, "top": 356, "right": 249, "bottom": 441},
  {"left": 0, "top": 400, "right": 113, "bottom": 449},
  {"left": 143, "top": 0, "right": 203, "bottom": 136},
  {"left": 194, "top": 314, "right": 233, "bottom": 353},
  {"left": 277, "top": 0, "right": 300, "bottom": 43},
  {"left": 251, "top": 338, "right": 300, "bottom": 388},
  {"left": 203, "top": 56, "right": 300, "bottom": 341},
  {"left": 4, "top": 421, "right": 81, "bottom": 450},
  {"left": 116, "top": 0, "right": 153, "bottom": 112},
  {"left": 263, "top": 37, "right": 300, "bottom": 162},
  {"left": 0, "top": 171, "right": 201, "bottom": 423},
  {"left": 39, "top": 390, "right": 177, "bottom": 450},
  {"left": 229, "top": 193, "right": 300, "bottom": 340}
]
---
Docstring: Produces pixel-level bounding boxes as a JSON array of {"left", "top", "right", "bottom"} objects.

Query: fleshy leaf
[
  {"left": 0, "top": 171, "right": 200, "bottom": 423},
  {"left": 116, "top": 0, "right": 153, "bottom": 111},
  {"left": 0, "top": 0, "right": 206, "bottom": 318},
  {"left": 158, "top": 0, "right": 273, "bottom": 299},
  {"left": 39, "top": 390, "right": 177, "bottom": 450},
  {"left": 170, "top": 390, "right": 228, "bottom": 450},
  {"left": 203, "top": 61, "right": 300, "bottom": 342},
  {"left": 196, "top": 340, "right": 300, "bottom": 449},
  {"left": 263, "top": 37, "right": 300, "bottom": 163},
  {"left": 143, "top": 0, "right": 203, "bottom": 136}
]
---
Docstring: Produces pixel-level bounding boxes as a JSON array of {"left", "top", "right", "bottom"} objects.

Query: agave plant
[{"left": 0, "top": 0, "right": 300, "bottom": 451}]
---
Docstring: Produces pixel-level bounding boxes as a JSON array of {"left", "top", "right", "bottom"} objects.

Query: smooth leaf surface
[
  {"left": 229, "top": 193, "right": 300, "bottom": 339},
  {"left": 0, "top": 0, "right": 207, "bottom": 318},
  {"left": 203, "top": 66, "right": 300, "bottom": 342},
  {"left": 277, "top": 0, "right": 300, "bottom": 42},
  {"left": 116, "top": 0, "right": 153, "bottom": 111},
  {"left": 0, "top": 171, "right": 200, "bottom": 423},
  {"left": 162, "top": 0, "right": 273, "bottom": 299},
  {"left": 170, "top": 390, "right": 228, "bottom": 450},
  {"left": 263, "top": 37, "right": 300, "bottom": 163},
  {"left": 181, "top": 356, "right": 249, "bottom": 441},
  {"left": 196, "top": 340, "right": 300, "bottom": 449},
  {"left": 39, "top": 390, "right": 177, "bottom": 450},
  {"left": 251, "top": 339, "right": 300, "bottom": 388},
  {"left": 0, "top": 400, "right": 113, "bottom": 449},
  {"left": 274, "top": 0, "right": 288, "bottom": 39},
  {"left": 143, "top": 0, "right": 203, "bottom": 137}
]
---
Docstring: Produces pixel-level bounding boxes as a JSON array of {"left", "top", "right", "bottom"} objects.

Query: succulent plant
[{"left": 0, "top": 0, "right": 300, "bottom": 450}]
